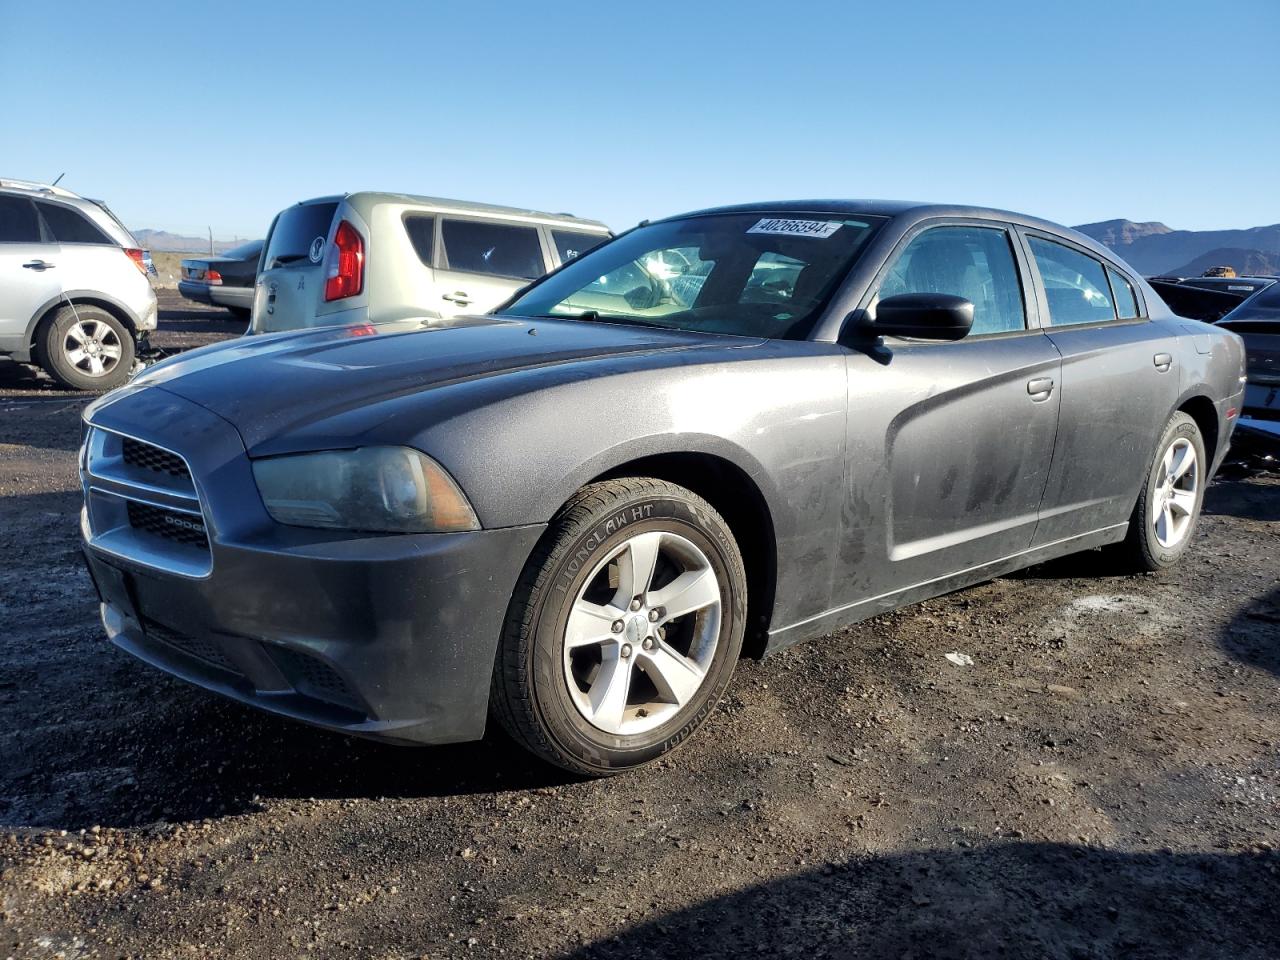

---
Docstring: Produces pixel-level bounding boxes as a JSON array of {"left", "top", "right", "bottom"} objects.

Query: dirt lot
[{"left": 1, "top": 292, "right": 1278, "bottom": 959}]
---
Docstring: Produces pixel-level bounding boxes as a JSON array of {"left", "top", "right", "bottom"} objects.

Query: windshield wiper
[{"left": 528, "top": 310, "right": 668, "bottom": 330}]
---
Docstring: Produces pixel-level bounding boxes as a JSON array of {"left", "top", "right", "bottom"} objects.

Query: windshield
[{"left": 503, "top": 212, "right": 884, "bottom": 339}]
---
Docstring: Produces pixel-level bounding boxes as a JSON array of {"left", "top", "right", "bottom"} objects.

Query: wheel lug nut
[
  {"left": 642, "top": 637, "right": 654, "bottom": 651},
  {"left": 611, "top": 620, "right": 624, "bottom": 634},
  {"left": 648, "top": 608, "right": 660, "bottom": 622},
  {"left": 620, "top": 643, "right": 632, "bottom": 659},
  {"left": 629, "top": 598, "right": 642, "bottom": 612}
]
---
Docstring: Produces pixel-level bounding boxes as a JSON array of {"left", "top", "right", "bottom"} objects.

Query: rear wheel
[
  {"left": 37, "top": 305, "right": 135, "bottom": 391},
  {"left": 491, "top": 478, "right": 747, "bottom": 776},
  {"left": 1119, "top": 412, "right": 1206, "bottom": 570}
]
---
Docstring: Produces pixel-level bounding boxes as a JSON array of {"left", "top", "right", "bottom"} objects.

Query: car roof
[
  {"left": 293, "top": 192, "right": 610, "bottom": 231},
  {"left": 660, "top": 199, "right": 1122, "bottom": 264}
]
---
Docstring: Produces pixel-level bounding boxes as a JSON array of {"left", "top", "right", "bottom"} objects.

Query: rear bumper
[
  {"left": 179, "top": 282, "right": 252, "bottom": 310},
  {"left": 80, "top": 385, "right": 545, "bottom": 745}
]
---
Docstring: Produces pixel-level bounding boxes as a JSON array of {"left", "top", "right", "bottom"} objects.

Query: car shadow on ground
[
  {"left": 1221, "top": 584, "right": 1280, "bottom": 678},
  {"left": 156, "top": 303, "right": 245, "bottom": 336},
  {"left": 566, "top": 843, "right": 1280, "bottom": 960}
]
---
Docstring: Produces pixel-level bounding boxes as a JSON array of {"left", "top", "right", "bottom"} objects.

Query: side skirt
[{"left": 762, "top": 523, "right": 1128, "bottom": 655}]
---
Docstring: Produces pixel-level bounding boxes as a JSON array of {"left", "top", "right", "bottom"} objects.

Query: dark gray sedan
[{"left": 79, "top": 201, "right": 1246, "bottom": 775}]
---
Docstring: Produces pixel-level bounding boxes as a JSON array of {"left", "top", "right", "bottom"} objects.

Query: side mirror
[{"left": 860, "top": 293, "right": 974, "bottom": 341}]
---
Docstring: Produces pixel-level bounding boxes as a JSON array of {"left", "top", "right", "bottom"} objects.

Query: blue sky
[{"left": 3, "top": 0, "right": 1276, "bottom": 239}]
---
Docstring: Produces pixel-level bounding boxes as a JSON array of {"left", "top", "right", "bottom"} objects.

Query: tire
[
  {"left": 491, "top": 478, "right": 747, "bottom": 776},
  {"left": 37, "top": 305, "right": 135, "bottom": 391},
  {"left": 1119, "top": 412, "right": 1207, "bottom": 571},
  {"left": 228, "top": 307, "right": 251, "bottom": 320}
]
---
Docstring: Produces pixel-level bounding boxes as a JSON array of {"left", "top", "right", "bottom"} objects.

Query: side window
[
  {"left": 441, "top": 219, "right": 544, "bottom": 279},
  {"left": 1028, "top": 236, "right": 1116, "bottom": 326},
  {"left": 36, "top": 201, "right": 111, "bottom": 244},
  {"left": 0, "top": 196, "right": 42, "bottom": 243},
  {"left": 403, "top": 215, "right": 434, "bottom": 266},
  {"left": 552, "top": 230, "right": 607, "bottom": 263},
  {"left": 878, "top": 225, "right": 1026, "bottom": 335},
  {"left": 1107, "top": 267, "right": 1140, "bottom": 319}
]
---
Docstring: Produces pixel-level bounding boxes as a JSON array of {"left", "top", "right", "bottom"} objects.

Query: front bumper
[{"left": 80, "top": 385, "right": 545, "bottom": 745}]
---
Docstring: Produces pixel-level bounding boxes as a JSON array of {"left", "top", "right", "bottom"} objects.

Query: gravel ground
[{"left": 1, "top": 292, "right": 1278, "bottom": 959}]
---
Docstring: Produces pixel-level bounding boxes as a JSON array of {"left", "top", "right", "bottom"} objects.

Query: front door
[
  {"left": 434, "top": 217, "right": 549, "bottom": 318},
  {"left": 837, "top": 222, "right": 1062, "bottom": 608}
]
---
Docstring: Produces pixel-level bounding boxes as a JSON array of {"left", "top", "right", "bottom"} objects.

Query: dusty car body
[{"left": 79, "top": 200, "right": 1246, "bottom": 774}]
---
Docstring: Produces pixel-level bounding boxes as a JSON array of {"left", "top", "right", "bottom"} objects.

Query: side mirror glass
[{"left": 858, "top": 293, "right": 974, "bottom": 341}]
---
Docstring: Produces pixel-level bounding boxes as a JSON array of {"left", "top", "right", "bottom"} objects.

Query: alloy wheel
[
  {"left": 63, "top": 318, "right": 123, "bottom": 379},
  {"left": 1151, "top": 437, "right": 1198, "bottom": 548},
  {"left": 562, "top": 530, "right": 722, "bottom": 736}
]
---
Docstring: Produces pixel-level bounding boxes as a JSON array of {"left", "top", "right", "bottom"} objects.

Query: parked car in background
[
  {"left": 178, "top": 239, "right": 263, "bottom": 320},
  {"left": 81, "top": 200, "right": 1244, "bottom": 776},
  {"left": 251, "top": 193, "right": 610, "bottom": 334},
  {"left": 1215, "top": 280, "right": 1280, "bottom": 429},
  {"left": 1148, "top": 274, "right": 1276, "bottom": 324},
  {"left": 0, "top": 178, "right": 157, "bottom": 389}
]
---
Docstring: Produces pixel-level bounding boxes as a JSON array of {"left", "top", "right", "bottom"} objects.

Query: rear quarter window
[
  {"left": 264, "top": 202, "right": 339, "bottom": 267},
  {"left": 1107, "top": 267, "right": 1140, "bottom": 319},
  {"left": 403, "top": 215, "right": 435, "bottom": 266},
  {"left": 552, "top": 230, "right": 608, "bottom": 263},
  {"left": 36, "top": 201, "right": 111, "bottom": 244}
]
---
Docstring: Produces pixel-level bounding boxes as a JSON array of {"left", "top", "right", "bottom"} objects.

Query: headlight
[{"left": 252, "top": 446, "right": 479, "bottom": 533}]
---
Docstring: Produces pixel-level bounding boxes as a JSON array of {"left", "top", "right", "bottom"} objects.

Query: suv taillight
[
  {"left": 324, "top": 220, "right": 364, "bottom": 301},
  {"left": 124, "top": 248, "right": 149, "bottom": 276}
]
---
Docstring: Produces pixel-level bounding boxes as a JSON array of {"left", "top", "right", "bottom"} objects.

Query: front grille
[
  {"left": 144, "top": 619, "right": 240, "bottom": 675},
  {"left": 122, "top": 437, "right": 190, "bottom": 481},
  {"left": 267, "top": 645, "right": 362, "bottom": 711},
  {"left": 126, "top": 500, "right": 209, "bottom": 549}
]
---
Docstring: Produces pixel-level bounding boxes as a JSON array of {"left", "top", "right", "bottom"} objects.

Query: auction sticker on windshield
[{"left": 747, "top": 218, "right": 843, "bottom": 238}]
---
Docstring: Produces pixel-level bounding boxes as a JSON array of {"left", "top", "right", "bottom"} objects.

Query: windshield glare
[{"left": 503, "top": 213, "right": 883, "bottom": 339}]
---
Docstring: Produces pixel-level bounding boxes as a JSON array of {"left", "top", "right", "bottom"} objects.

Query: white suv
[
  {"left": 251, "top": 192, "right": 611, "bottom": 334},
  {"left": 0, "top": 178, "right": 157, "bottom": 389}
]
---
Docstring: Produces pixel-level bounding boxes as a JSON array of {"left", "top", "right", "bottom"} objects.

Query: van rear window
[{"left": 265, "top": 202, "right": 338, "bottom": 267}]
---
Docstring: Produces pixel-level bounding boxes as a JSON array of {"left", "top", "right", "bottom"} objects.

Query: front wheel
[
  {"left": 491, "top": 478, "right": 747, "bottom": 776},
  {"left": 1119, "top": 412, "right": 1207, "bottom": 571}
]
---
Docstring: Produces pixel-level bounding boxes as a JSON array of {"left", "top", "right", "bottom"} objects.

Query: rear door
[
  {"left": 251, "top": 201, "right": 339, "bottom": 332},
  {"left": 838, "top": 221, "right": 1063, "bottom": 607},
  {"left": 1020, "top": 230, "right": 1180, "bottom": 544},
  {"left": 434, "top": 217, "right": 549, "bottom": 317},
  {"left": 0, "top": 195, "right": 62, "bottom": 343}
]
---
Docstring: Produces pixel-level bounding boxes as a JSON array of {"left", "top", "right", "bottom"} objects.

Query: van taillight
[{"left": 324, "top": 220, "right": 364, "bottom": 301}]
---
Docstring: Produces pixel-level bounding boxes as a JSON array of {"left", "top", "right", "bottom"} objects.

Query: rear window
[
  {"left": 222, "top": 239, "right": 263, "bottom": 261},
  {"left": 37, "top": 201, "right": 112, "bottom": 244},
  {"left": 441, "top": 219, "right": 544, "bottom": 279},
  {"left": 1028, "top": 236, "right": 1116, "bottom": 326},
  {"left": 264, "top": 202, "right": 338, "bottom": 268},
  {"left": 0, "top": 195, "right": 41, "bottom": 243},
  {"left": 552, "top": 229, "right": 608, "bottom": 263},
  {"left": 404, "top": 215, "right": 435, "bottom": 266}
]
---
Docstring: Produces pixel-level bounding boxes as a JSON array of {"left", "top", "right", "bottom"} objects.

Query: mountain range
[
  {"left": 132, "top": 229, "right": 250, "bottom": 254},
  {"left": 1072, "top": 219, "right": 1280, "bottom": 277}
]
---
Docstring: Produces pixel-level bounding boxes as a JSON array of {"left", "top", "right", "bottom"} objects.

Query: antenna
[{"left": 51, "top": 172, "right": 66, "bottom": 187}]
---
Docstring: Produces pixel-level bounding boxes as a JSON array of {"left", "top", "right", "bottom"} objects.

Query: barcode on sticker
[{"left": 747, "top": 218, "right": 842, "bottom": 238}]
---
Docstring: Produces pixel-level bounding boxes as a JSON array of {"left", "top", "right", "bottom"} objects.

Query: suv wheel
[
  {"left": 491, "top": 478, "right": 747, "bottom": 776},
  {"left": 38, "top": 305, "right": 135, "bottom": 391}
]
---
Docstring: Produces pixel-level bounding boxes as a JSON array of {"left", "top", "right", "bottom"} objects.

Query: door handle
[
  {"left": 22, "top": 260, "right": 55, "bottom": 270},
  {"left": 442, "top": 291, "right": 472, "bottom": 305},
  {"left": 1027, "top": 377, "right": 1054, "bottom": 401},
  {"left": 1153, "top": 352, "right": 1173, "bottom": 373}
]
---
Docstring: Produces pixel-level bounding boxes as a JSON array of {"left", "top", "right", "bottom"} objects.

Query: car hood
[{"left": 124, "top": 314, "right": 745, "bottom": 450}]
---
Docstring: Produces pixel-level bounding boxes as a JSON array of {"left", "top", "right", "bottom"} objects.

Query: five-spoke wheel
[{"left": 1122, "top": 411, "right": 1207, "bottom": 570}]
